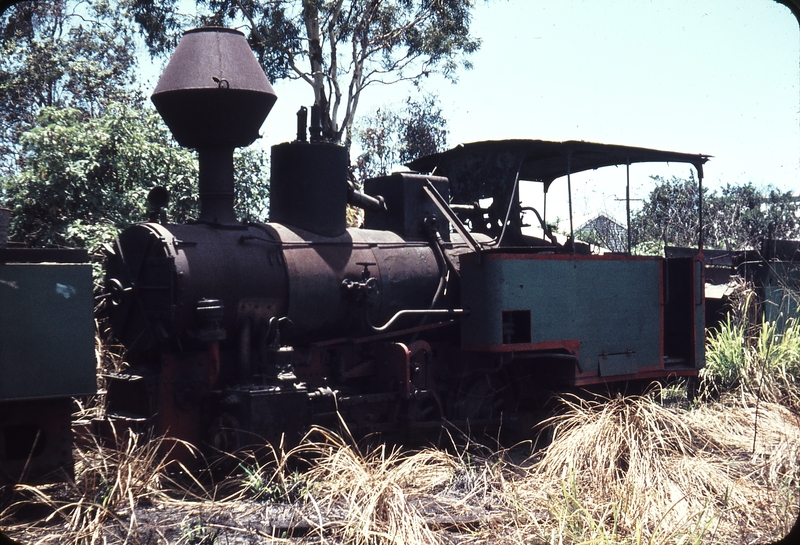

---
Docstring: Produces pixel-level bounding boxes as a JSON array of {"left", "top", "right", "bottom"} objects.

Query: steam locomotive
[{"left": 96, "top": 27, "right": 708, "bottom": 456}]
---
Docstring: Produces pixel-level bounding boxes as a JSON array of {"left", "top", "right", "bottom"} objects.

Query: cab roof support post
[
  {"left": 626, "top": 158, "right": 631, "bottom": 254},
  {"left": 567, "top": 150, "right": 574, "bottom": 249}
]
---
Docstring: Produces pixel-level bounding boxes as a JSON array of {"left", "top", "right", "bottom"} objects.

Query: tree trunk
[{"left": 302, "top": 0, "right": 334, "bottom": 139}]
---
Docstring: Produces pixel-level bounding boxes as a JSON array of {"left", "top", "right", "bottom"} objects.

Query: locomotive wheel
[
  {"left": 407, "top": 392, "right": 442, "bottom": 423},
  {"left": 453, "top": 373, "right": 510, "bottom": 422},
  {"left": 208, "top": 413, "right": 243, "bottom": 454}
]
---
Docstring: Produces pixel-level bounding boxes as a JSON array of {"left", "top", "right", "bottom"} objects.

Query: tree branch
[{"left": 327, "top": 0, "right": 344, "bottom": 135}]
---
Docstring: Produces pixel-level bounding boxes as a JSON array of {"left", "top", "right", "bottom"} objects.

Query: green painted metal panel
[
  {"left": 598, "top": 352, "right": 638, "bottom": 376},
  {"left": 0, "top": 264, "right": 95, "bottom": 399},
  {"left": 461, "top": 256, "right": 663, "bottom": 375}
]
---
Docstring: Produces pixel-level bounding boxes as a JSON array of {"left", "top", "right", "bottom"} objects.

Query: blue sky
[
  {"left": 259, "top": 0, "right": 800, "bottom": 222},
  {"left": 147, "top": 0, "right": 800, "bottom": 223}
]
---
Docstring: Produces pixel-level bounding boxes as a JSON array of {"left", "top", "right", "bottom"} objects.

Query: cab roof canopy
[{"left": 407, "top": 139, "right": 710, "bottom": 205}]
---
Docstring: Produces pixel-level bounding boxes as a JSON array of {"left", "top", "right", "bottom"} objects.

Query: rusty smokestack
[{"left": 151, "top": 27, "right": 277, "bottom": 224}]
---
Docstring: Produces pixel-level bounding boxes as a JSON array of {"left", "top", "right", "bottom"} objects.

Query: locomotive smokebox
[{"left": 152, "top": 27, "right": 277, "bottom": 224}]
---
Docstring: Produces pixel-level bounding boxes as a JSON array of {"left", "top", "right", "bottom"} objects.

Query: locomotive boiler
[{"left": 101, "top": 27, "right": 709, "bottom": 454}]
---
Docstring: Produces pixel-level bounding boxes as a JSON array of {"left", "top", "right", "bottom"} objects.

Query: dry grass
[
  {"left": 267, "top": 395, "right": 799, "bottom": 544},
  {"left": 2, "top": 392, "right": 798, "bottom": 544},
  {"left": 290, "top": 427, "right": 506, "bottom": 545},
  {"left": 1, "top": 427, "right": 199, "bottom": 544},
  {"left": 299, "top": 431, "right": 452, "bottom": 544},
  {"left": 498, "top": 390, "right": 800, "bottom": 544},
  {"left": 3, "top": 375, "right": 800, "bottom": 545}
]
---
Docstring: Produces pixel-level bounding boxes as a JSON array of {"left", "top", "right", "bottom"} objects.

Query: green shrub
[{"left": 702, "top": 290, "right": 800, "bottom": 407}]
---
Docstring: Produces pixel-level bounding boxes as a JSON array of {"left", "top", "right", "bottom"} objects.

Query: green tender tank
[{"left": 0, "top": 263, "right": 95, "bottom": 400}]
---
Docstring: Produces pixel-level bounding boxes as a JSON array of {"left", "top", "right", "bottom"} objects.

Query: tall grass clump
[
  {"left": 518, "top": 393, "right": 735, "bottom": 543},
  {"left": 702, "top": 286, "right": 800, "bottom": 407},
  {"left": 290, "top": 427, "right": 508, "bottom": 545},
  {"left": 502, "top": 390, "right": 800, "bottom": 544},
  {"left": 1, "top": 429, "right": 192, "bottom": 544}
]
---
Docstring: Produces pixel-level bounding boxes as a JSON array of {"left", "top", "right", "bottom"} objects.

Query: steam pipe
[
  {"left": 369, "top": 308, "right": 468, "bottom": 333},
  {"left": 310, "top": 104, "right": 323, "bottom": 141},
  {"left": 347, "top": 180, "right": 386, "bottom": 211}
]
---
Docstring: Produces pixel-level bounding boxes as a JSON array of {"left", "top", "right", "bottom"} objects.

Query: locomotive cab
[{"left": 408, "top": 140, "right": 708, "bottom": 393}]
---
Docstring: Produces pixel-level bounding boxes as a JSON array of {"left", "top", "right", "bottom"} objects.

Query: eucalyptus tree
[
  {"left": 0, "top": 0, "right": 140, "bottom": 175},
  {"left": 354, "top": 94, "right": 448, "bottom": 180},
  {"left": 630, "top": 175, "right": 800, "bottom": 252},
  {"left": 131, "top": 0, "right": 482, "bottom": 144}
]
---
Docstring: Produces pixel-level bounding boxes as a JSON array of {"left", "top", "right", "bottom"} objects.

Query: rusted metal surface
[
  {"left": 104, "top": 221, "right": 445, "bottom": 347},
  {"left": 151, "top": 27, "right": 276, "bottom": 149},
  {"left": 104, "top": 221, "right": 289, "bottom": 354},
  {"left": 364, "top": 173, "right": 451, "bottom": 242},
  {"left": 408, "top": 140, "right": 710, "bottom": 245},
  {"left": 276, "top": 225, "right": 442, "bottom": 340},
  {"left": 408, "top": 140, "right": 709, "bottom": 195}
]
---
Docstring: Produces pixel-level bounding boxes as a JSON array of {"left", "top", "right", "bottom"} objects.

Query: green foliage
[
  {"left": 701, "top": 292, "right": 800, "bottom": 407},
  {"left": 131, "top": 0, "right": 480, "bottom": 143},
  {"left": 1, "top": 0, "right": 271, "bottom": 287},
  {"left": 354, "top": 95, "right": 448, "bottom": 180},
  {"left": 0, "top": 0, "right": 140, "bottom": 175},
  {"left": 1, "top": 104, "right": 270, "bottom": 252},
  {"left": 397, "top": 95, "right": 448, "bottom": 165},
  {"left": 354, "top": 107, "right": 400, "bottom": 180},
  {"left": 702, "top": 314, "right": 748, "bottom": 395},
  {"left": 233, "top": 146, "right": 271, "bottom": 223},
  {"left": 632, "top": 175, "right": 800, "bottom": 251},
  {"left": 631, "top": 174, "right": 703, "bottom": 250},
  {"left": 128, "top": 0, "right": 184, "bottom": 55},
  {"left": 706, "top": 183, "right": 800, "bottom": 249},
  {"left": 3, "top": 104, "right": 195, "bottom": 248}
]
